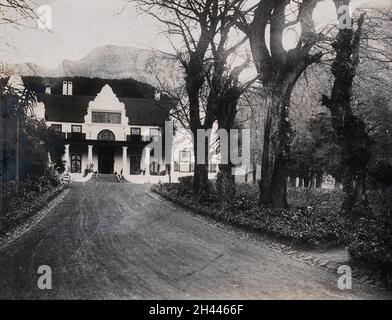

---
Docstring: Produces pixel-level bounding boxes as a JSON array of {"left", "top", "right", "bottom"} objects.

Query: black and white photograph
[{"left": 0, "top": 0, "right": 392, "bottom": 305}]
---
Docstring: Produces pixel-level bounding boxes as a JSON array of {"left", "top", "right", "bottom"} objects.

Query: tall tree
[
  {"left": 322, "top": 0, "right": 372, "bottom": 214},
  {"left": 213, "top": 58, "right": 254, "bottom": 200},
  {"left": 236, "top": 0, "right": 324, "bottom": 208},
  {"left": 3, "top": 78, "right": 36, "bottom": 184},
  {"left": 137, "top": 0, "right": 251, "bottom": 197}
]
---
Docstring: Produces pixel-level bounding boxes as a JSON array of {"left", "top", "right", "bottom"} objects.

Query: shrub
[
  {"left": 153, "top": 183, "right": 351, "bottom": 246},
  {"left": 0, "top": 168, "right": 63, "bottom": 235},
  {"left": 235, "top": 183, "right": 259, "bottom": 201},
  {"left": 348, "top": 218, "right": 392, "bottom": 267},
  {"left": 178, "top": 176, "right": 193, "bottom": 194},
  {"left": 367, "top": 188, "right": 392, "bottom": 220},
  {"left": 369, "top": 160, "right": 392, "bottom": 188},
  {"left": 288, "top": 187, "right": 344, "bottom": 210}
]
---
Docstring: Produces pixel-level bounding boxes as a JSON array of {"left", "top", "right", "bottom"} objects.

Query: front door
[
  {"left": 98, "top": 146, "right": 114, "bottom": 174},
  {"left": 129, "top": 155, "right": 141, "bottom": 174}
]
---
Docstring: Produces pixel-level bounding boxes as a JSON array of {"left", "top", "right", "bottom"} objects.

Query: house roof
[
  {"left": 37, "top": 94, "right": 174, "bottom": 126},
  {"left": 22, "top": 76, "right": 155, "bottom": 98}
]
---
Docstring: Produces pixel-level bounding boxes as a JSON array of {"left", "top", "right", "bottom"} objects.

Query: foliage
[
  {"left": 178, "top": 176, "right": 193, "bottom": 194},
  {"left": 348, "top": 218, "right": 392, "bottom": 287},
  {"left": 154, "top": 182, "right": 351, "bottom": 246},
  {"left": 289, "top": 113, "right": 343, "bottom": 185},
  {"left": 368, "top": 160, "right": 392, "bottom": 188},
  {"left": 177, "top": 176, "right": 217, "bottom": 203},
  {"left": 366, "top": 188, "right": 392, "bottom": 220},
  {"left": 0, "top": 167, "right": 63, "bottom": 235},
  {"left": 22, "top": 118, "right": 65, "bottom": 177},
  {"left": 288, "top": 187, "right": 345, "bottom": 211}
]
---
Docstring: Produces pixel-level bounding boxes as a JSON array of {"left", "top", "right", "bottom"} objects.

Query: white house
[{"left": 21, "top": 76, "right": 221, "bottom": 183}]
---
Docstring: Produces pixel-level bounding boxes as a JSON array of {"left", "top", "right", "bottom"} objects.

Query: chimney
[
  {"left": 62, "top": 80, "right": 73, "bottom": 95},
  {"left": 154, "top": 89, "right": 161, "bottom": 100},
  {"left": 68, "top": 81, "right": 73, "bottom": 95},
  {"left": 45, "top": 85, "right": 51, "bottom": 94},
  {"left": 62, "top": 81, "right": 68, "bottom": 95}
]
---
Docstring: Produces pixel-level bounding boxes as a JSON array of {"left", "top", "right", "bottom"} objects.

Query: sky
[{"left": 0, "top": 0, "right": 390, "bottom": 68}]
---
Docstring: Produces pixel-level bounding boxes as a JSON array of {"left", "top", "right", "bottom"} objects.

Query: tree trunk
[
  {"left": 252, "top": 163, "right": 257, "bottom": 184},
  {"left": 289, "top": 175, "right": 296, "bottom": 188},
  {"left": 216, "top": 163, "right": 235, "bottom": 202},
  {"left": 187, "top": 94, "right": 213, "bottom": 198},
  {"left": 310, "top": 176, "right": 316, "bottom": 188},
  {"left": 0, "top": 91, "right": 6, "bottom": 216},
  {"left": 315, "top": 172, "right": 323, "bottom": 188},
  {"left": 215, "top": 98, "right": 238, "bottom": 202},
  {"left": 244, "top": 0, "right": 323, "bottom": 208},
  {"left": 193, "top": 163, "right": 209, "bottom": 197},
  {"left": 15, "top": 117, "right": 20, "bottom": 184},
  {"left": 259, "top": 86, "right": 292, "bottom": 208},
  {"left": 303, "top": 175, "right": 311, "bottom": 188},
  {"left": 322, "top": 12, "right": 372, "bottom": 214},
  {"left": 192, "top": 131, "right": 210, "bottom": 198}
]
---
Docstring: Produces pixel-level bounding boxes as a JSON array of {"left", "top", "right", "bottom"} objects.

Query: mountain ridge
[{"left": 3, "top": 45, "right": 181, "bottom": 87}]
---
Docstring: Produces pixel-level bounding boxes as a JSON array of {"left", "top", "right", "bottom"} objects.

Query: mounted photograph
[{"left": 0, "top": 0, "right": 391, "bottom": 301}]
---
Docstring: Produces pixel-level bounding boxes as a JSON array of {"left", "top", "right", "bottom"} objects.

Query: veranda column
[
  {"left": 169, "top": 149, "right": 175, "bottom": 183},
  {"left": 122, "top": 146, "right": 128, "bottom": 175},
  {"left": 64, "top": 144, "right": 70, "bottom": 172},
  {"left": 47, "top": 151, "right": 52, "bottom": 165},
  {"left": 88, "top": 145, "right": 93, "bottom": 169},
  {"left": 145, "top": 147, "right": 151, "bottom": 176}
]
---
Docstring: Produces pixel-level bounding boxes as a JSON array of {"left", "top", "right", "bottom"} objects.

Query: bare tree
[
  {"left": 321, "top": 1, "right": 383, "bottom": 214},
  {"left": 236, "top": 0, "right": 325, "bottom": 208},
  {"left": 137, "top": 0, "right": 252, "bottom": 197},
  {"left": 213, "top": 57, "right": 255, "bottom": 200}
]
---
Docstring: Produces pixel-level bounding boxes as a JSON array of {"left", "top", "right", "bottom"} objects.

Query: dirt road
[{"left": 0, "top": 181, "right": 389, "bottom": 299}]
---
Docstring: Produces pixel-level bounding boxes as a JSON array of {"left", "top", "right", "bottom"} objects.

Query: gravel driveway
[{"left": 0, "top": 181, "right": 390, "bottom": 299}]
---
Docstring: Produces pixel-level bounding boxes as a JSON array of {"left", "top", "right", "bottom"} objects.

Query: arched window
[{"left": 97, "top": 130, "right": 115, "bottom": 141}]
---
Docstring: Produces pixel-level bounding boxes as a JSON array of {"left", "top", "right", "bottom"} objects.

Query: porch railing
[{"left": 126, "top": 135, "right": 154, "bottom": 143}]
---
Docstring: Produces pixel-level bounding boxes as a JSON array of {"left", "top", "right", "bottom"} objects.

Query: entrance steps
[{"left": 93, "top": 174, "right": 121, "bottom": 183}]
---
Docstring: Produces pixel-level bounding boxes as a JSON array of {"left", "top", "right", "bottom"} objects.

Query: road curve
[{"left": 0, "top": 181, "right": 390, "bottom": 299}]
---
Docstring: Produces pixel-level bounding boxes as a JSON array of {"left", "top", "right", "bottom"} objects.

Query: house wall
[
  {"left": 40, "top": 85, "right": 160, "bottom": 141},
  {"left": 170, "top": 124, "right": 222, "bottom": 172},
  {"left": 46, "top": 121, "right": 156, "bottom": 141}
]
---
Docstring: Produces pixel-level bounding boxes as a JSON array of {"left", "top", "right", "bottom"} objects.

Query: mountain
[
  {"left": 6, "top": 62, "right": 59, "bottom": 77},
  {"left": 60, "top": 46, "right": 181, "bottom": 86},
  {"left": 4, "top": 45, "right": 182, "bottom": 87}
]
